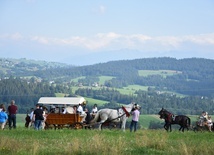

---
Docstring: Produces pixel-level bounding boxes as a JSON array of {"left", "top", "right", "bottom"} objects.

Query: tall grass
[{"left": 0, "top": 128, "right": 214, "bottom": 155}]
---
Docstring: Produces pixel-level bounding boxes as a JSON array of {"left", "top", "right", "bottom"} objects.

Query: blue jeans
[
  {"left": 8, "top": 114, "right": 16, "bottom": 129},
  {"left": 34, "top": 120, "right": 42, "bottom": 130},
  {"left": 130, "top": 120, "right": 138, "bottom": 132}
]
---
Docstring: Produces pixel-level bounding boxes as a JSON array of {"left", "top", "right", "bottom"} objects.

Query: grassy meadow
[
  {"left": 8, "top": 70, "right": 211, "bottom": 154},
  {"left": 1, "top": 114, "right": 214, "bottom": 155},
  {"left": 1, "top": 126, "right": 214, "bottom": 155}
]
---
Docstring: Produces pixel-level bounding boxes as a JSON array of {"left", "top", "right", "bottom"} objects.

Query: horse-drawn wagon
[{"left": 38, "top": 97, "right": 87, "bottom": 129}]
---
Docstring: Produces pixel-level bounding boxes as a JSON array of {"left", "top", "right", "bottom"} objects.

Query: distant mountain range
[{"left": 56, "top": 49, "right": 212, "bottom": 66}]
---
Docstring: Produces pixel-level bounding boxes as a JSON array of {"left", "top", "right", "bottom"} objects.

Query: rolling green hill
[{"left": 1, "top": 57, "right": 214, "bottom": 115}]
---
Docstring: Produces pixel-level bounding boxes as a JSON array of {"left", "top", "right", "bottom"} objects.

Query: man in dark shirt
[
  {"left": 8, "top": 100, "right": 18, "bottom": 129},
  {"left": 33, "top": 104, "right": 44, "bottom": 130}
]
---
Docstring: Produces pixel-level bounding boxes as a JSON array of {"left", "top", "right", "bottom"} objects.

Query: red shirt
[{"left": 8, "top": 105, "right": 18, "bottom": 115}]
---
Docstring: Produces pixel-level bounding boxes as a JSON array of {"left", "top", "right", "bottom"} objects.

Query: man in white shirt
[{"left": 77, "top": 103, "right": 86, "bottom": 122}]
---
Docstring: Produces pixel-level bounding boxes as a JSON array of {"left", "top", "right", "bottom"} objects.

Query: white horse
[{"left": 90, "top": 102, "right": 140, "bottom": 131}]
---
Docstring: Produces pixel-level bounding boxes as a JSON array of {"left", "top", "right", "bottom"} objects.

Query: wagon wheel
[{"left": 70, "top": 122, "right": 83, "bottom": 129}]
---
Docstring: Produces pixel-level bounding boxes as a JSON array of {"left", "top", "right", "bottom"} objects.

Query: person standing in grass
[
  {"left": 8, "top": 100, "right": 18, "bottom": 129},
  {"left": 28, "top": 108, "right": 34, "bottom": 128},
  {"left": 207, "top": 116, "right": 213, "bottom": 132},
  {"left": 33, "top": 104, "right": 44, "bottom": 130},
  {"left": 0, "top": 104, "right": 8, "bottom": 130},
  {"left": 130, "top": 105, "right": 140, "bottom": 132}
]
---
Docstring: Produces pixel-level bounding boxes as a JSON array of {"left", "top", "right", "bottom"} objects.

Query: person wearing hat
[{"left": 130, "top": 105, "right": 140, "bottom": 132}]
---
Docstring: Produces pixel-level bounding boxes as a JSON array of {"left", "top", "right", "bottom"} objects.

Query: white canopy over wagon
[
  {"left": 38, "top": 97, "right": 86, "bottom": 106},
  {"left": 37, "top": 97, "right": 87, "bottom": 129}
]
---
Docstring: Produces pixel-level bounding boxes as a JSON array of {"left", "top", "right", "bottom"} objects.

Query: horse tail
[{"left": 90, "top": 110, "right": 100, "bottom": 123}]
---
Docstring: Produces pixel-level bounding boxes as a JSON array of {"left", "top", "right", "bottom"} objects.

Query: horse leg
[
  {"left": 99, "top": 120, "right": 106, "bottom": 130},
  {"left": 179, "top": 126, "right": 185, "bottom": 132},
  {"left": 121, "top": 119, "right": 127, "bottom": 132},
  {"left": 164, "top": 123, "right": 167, "bottom": 131},
  {"left": 182, "top": 127, "right": 185, "bottom": 132},
  {"left": 179, "top": 126, "right": 184, "bottom": 132},
  {"left": 164, "top": 123, "right": 170, "bottom": 132},
  {"left": 169, "top": 124, "right": 172, "bottom": 132}
]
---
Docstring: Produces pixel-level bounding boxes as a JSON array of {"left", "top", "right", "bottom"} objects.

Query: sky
[{"left": 0, "top": 0, "right": 214, "bottom": 66}]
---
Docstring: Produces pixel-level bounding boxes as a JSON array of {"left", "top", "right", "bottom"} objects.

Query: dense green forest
[
  {"left": 31, "top": 57, "right": 214, "bottom": 97},
  {"left": 0, "top": 77, "right": 71, "bottom": 113},
  {"left": 0, "top": 57, "right": 214, "bottom": 114},
  {"left": 0, "top": 77, "right": 213, "bottom": 115}
]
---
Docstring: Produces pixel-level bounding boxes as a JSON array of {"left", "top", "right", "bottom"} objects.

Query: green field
[
  {"left": 1, "top": 125, "right": 214, "bottom": 154},
  {"left": 15, "top": 114, "right": 162, "bottom": 128},
  {"left": 84, "top": 97, "right": 108, "bottom": 106},
  {"left": 68, "top": 73, "right": 182, "bottom": 96},
  {"left": 118, "top": 85, "right": 149, "bottom": 95},
  {"left": 70, "top": 76, "right": 86, "bottom": 82},
  {"left": 99, "top": 76, "right": 115, "bottom": 85},
  {"left": 138, "top": 70, "right": 182, "bottom": 78},
  {"left": 15, "top": 114, "right": 201, "bottom": 130},
  {"left": 2, "top": 114, "right": 214, "bottom": 154}
]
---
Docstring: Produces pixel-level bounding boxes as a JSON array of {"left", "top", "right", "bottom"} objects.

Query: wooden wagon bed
[{"left": 45, "top": 113, "right": 84, "bottom": 129}]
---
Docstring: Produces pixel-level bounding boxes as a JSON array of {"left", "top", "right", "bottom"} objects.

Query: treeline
[
  {"left": 32, "top": 57, "right": 214, "bottom": 97},
  {"left": 0, "top": 77, "right": 213, "bottom": 115},
  {"left": 75, "top": 88, "right": 214, "bottom": 115},
  {"left": 1, "top": 57, "right": 214, "bottom": 97},
  {"left": 0, "top": 77, "right": 71, "bottom": 113}
]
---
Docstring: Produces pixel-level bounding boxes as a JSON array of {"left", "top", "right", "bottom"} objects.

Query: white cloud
[
  {"left": 183, "top": 34, "right": 214, "bottom": 45},
  {"left": 92, "top": 5, "right": 106, "bottom": 14},
  {"left": 99, "top": 5, "right": 106, "bottom": 14},
  {"left": 0, "top": 33, "right": 23, "bottom": 40},
  {"left": 1, "top": 32, "right": 214, "bottom": 52},
  {"left": 31, "top": 36, "right": 49, "bottom": 44}
]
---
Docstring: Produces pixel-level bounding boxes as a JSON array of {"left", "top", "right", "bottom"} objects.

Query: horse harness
[
  {"left": 105, "top": 106, "right": 131, "bottom": 123},
  {"left": 166, "top": 112, "right": 176, "bottom": 122}
]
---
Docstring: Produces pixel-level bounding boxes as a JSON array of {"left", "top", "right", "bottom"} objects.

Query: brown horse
[{"left": 158, "top": 108, "right": 191, "bottom": 132}]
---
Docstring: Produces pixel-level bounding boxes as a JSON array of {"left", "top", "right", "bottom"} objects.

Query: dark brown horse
[{"left": 158, "top": 108, "right": 191, "bottom": 132}]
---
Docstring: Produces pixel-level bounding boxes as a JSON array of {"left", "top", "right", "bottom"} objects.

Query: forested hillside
[
  {"left": 32, "top": 57, "right": 214, "bottom": 97},
  {"left": 0, "top": 58, "right": 69, "bottom": 77},
  {"left": 0, "top": 57, "right": 214, "bottom": 114},
  {"left": 0, "top": 77, "right": 71, "bottom": 113}
]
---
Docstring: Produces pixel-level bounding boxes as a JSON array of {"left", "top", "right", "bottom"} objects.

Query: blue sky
[{"left": 0, "top": 0, "right": 214, "bottom": 66}]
